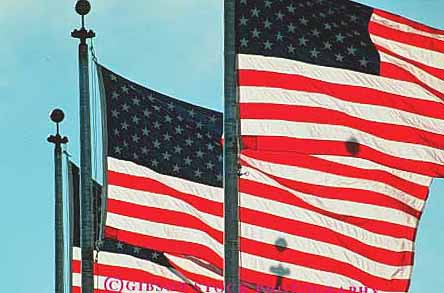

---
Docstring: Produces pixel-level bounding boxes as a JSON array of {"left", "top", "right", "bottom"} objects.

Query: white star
[
  {"left": 175, "top": 125, "right": 184, "bottom": 134},
  {"left": 151, "top": 159, "right": 159, "bottom": 167},
  {"left": 163, "top": 133, "right": 172, "bottom": 141},
  {"left": 323, "top": 41, "right": 332, "bottom": 50},
  {"left": 264, "top": 0, "right": 272, "bottom": 8},
  {"left": 174, "top": 146, "right": 183, "bottom": 154},
  {"left": 251, "top": 28, "right": 261, "bottom": 38},
  {"left": 194, "top": 169, "right": 202, "bottom": 178},
  {"left": 240, "top": 38, "right": 249, "bottom": 48},
  {"left": 114, "top": 146, "right": 122, "bottom": 154},
  {"left": 173, "top": 164, "right": 181, "bottom": 173},
  {"left": 167, "top": 102, "right": 175, "bottom": 110},
  {"left": 288, "top": 44, "right": 295, "bottom": 53},
  {"left": 359, "top": 57, "right": 369, "bottom": 67},
  {"left": 324, "top": 23, "right": 332, "bottom": 30},
  {"left": 251, "top": 7, "right": 260, "bottom": 17},
  {"left": 335, "top": 33, "right": 346, "bottom": 43},
  {"left": 287, "top": 23, "right": 296, "bottom": 33},
  {"left": 164, "top": 115, "right": 172, "bottom": 123},
  {"left": 310, "top": 48, "right": 320, "bottom": 58},
  {"left": 347, "top": 46, "right": 357, "bottom": 56},
  {"left": 239, "top": 16, "right": 248, "bottom": 26},
  {"left": 335, "top": 53, "right": 344, "bottom": 62},
  {"left": 132, "top": 135, "right": 140, "bottom": 143},
  {"left": 276, "top": 32, "right": 284, "bottom": 42},
  {"left": 121, "top": 85, "right": 129, "bottom": 93},
  {"left": 287, "top": 4, "right": 296, "bottom": 13},
  {"left": 264, "top": 40, "right": 273, "bottom": 50},
  {"left": 121, "top": 121, "right": 129, "bottom": 130},
  {"left": 110, "top": 74, "right": 118, "bottom": 81},
  {"left": 185, "top": 138, "right": 194, "bottom": 146},
  {"left": 142, "top": 127, "right": 149, "bottom": 136},
  {"left": 143, "top": 109, "right": 151, "bottom": 117},
  {"left": 122, "top": 104, "right": 130, "bottom": 112},
  {"left": 188, "top": 109, "right": 195, "bottom": 117},
  {"left": 162, "top": 152, "right": 171, "bottom": 160},
  {"left": 311, "top": 29, "right": 320, "bottom": 37},
  {"left": 275, "top": 11, "right": 284, "bottom": 21},
  {"left": 264, "top": 19, "right": 272, "bottom": 29},
  {"left": 132, "top": 115, "right": 140, "bottom": 124},
  {"left": 112, "top": 91, "right": 119, "bottom": 99},
  {"left": 299, "top": 17, "right": 308, "bottom": 25},
  {"left": 184, "top": 157, "right": 192, "bottom": 166},
  {"left": 141, "top": 147, "right": 148, "bottom": 154},
  {"left": 298, "top": 36, "right": 308, "bottom": 46},
  {"left": 153, "top": 121, "right": 161, "bottom": 129},
  {"left": 111, "top": 110, "right": 120, "bottom": 118},
  {"left": 132, "top": 97, "right": 140, "bottom": 105},
  {"left": 206, "top": 162, "right": 215, "bottom": 170},
  {"left": 153, "top": 140, "right": 161, "bottom": 148},
  {"left": 196, "top": 150, "right": 204, "bottom": 158},
  {"left": 152, "top": 252, "right": 160, "bottom": 259}
]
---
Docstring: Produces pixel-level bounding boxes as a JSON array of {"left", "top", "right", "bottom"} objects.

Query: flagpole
[
  {"left": 71, "top": 1, "right": 95, "bottom": 292},
  {"left": 224, "top": 0, "right": 240, "bottom": 292},
  {"left": 47, "top": 109, "right": 68, "bottom": 293}
]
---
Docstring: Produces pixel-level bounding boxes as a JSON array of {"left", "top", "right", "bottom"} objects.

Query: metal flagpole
[
  {"left": 47, "top": 109, "right": 68, "bottom": 293},
  {"left": 71, "top": 1, "right": 95, "bottom": 292},
  {"left": 224, "top": 0, "right": 240, "bottom": 292}
]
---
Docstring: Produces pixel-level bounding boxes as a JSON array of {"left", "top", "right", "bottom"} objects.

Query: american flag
[
  {"left": 236, "top": 0, "right": 444, "bottom": 292},
  {"left": 68, "top": 161, "right": 222, "bottom": 293},
  {"left": 97, "top": 65, "right": 226, "bottom": 291}
]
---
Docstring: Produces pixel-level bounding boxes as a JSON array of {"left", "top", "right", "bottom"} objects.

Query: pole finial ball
[
  {"left": 75, "top": 0, "right": 91, "bottom": 16},
  {"left": 50, "top": 109, "right": 65, "bottom": 123}
]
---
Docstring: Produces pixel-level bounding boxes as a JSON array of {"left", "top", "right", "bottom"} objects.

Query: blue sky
[{"left": 0, "top": 1, "right": 442, "bottom": 292}]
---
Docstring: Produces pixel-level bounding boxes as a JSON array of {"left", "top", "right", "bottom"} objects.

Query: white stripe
[
  {"left": 241, "top": 119, "right": 444, "bottom": 166},
  {"left": 241, "top": 165, "right": 419, "bottom": 229},
  {"left": 166, "top": 254, "right": 223, "bottom": 280},
  {"left": 380, "top": 51, "right": 444, "bottom": 93},
  {"left": 106, "top": 212, "right": 408, "bottom": 286},
  {"left": 240, "top": 86, "right": 444, "bottom": 137},
  {"left": 106, "top": 212, "right": 224, "bottom": 257},
  {"left": 241, "top": 154, "right": 424, "bottom": 212},
  {"left": 108, "top": 157, "right": 222, "bottom": 202},
  {"left": 238, "top": 54, "right": 441, "bottom": 103},
  {"left": 108, "top": 184, "right": 223, "bottom": 231},
  {"left": 240, "top": 221, "right": 412, "bottom": 280},
  {"left": 107, "top": 159, "right": 415, "bottom": 250},
  {"left": 240, "top": 166, "right": 414, "bottom": 251},
  {"left": 371, "top": 13, "right": 444, "bottom": 42},
  {"left": 371, "top": 34, "right": 444, "bottom": 70},
  {"left": 314, "top": 155, "right": 432, "bottom": 187},
  {"left": 109, "top": 181, "right": 413, "bottom": 279}
]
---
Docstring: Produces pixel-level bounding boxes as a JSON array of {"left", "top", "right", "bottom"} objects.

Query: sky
[{"left": 0, "top": 0, "right": 442, "bottom": 292}]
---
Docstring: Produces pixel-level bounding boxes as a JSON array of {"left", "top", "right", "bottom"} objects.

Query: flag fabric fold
[{"left": 235, "top": 0, "right": 444, "bottom": 292}]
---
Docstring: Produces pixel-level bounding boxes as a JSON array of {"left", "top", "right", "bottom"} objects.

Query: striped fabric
[{"left": 236, "top": 0, "right": 444, "bottom": 292}]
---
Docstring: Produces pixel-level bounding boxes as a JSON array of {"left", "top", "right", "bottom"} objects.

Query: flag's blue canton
[
  {"left": 100, "top": 66, "right": 223, "bottom": 187},
  {"left": 236, "top": 0, "right": 380, "bottom": 75}
]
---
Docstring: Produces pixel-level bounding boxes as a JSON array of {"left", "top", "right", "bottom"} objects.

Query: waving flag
[
  {"left": 68, "top": 161, "right": 222, "bottom": 293},
  {"left": 97, "top": 65, "right": 225, "bottom": 291},
  {"left": 235, "top": 0, "right": 444, "bottom": 292}
]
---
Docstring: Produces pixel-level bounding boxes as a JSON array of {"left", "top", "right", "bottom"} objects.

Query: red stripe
[
  {"left": 240, "top": 199, "right": 414, "bottom": 266},
  {"left": 240, "top": 171, "right": 416, "bottom": 241},
  {"left": 108, "top": 170, "right": 223, "bottom": 217},
  {"left": 380, "top": 62, "right": 444, "bottom": 99},
  {"left": 72, "top": 260, "right": 81, "bottom": 273},
  {"left": 241, "top": 149, "right": 427, "bottom": 201},
  {"left": 170, "top": 260, "right": 224, "bottom": 291},
  {"left": 369, "top": 20, "right": 444, "bottom": 53},
  {"left": 375, "top": 44, "right": 444, "bottom": 79},
  {"left": 240, "top": 238, "right": 409, "bottom": 292},
  {"left": 238, "top": 69, "right": 444, "bottom": 119},
  {"left": 241, "top": 136, "right": 444, "bottom": 177},
  {"left": 374, "top": 9, "right": 444, "bottom": 35},
  {"left": 240, "top": 103, "right": 444, "bottom": 149},
  {"left": 104, "top": 226, "right": 223, "bottom": 269},
  {"left": 107, "top": 198, "right": 223, "bottom": 243}
]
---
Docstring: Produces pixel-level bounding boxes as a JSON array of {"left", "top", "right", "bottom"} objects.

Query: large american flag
[
  {"left": 236, "top": 0, "right": 444, "bottom": 292},
  {"left": 97, "top": 65, "right": 227, "bottom": 291},
  {"left": 68, "top": 161, "right": 223, "bottom": 293}
]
